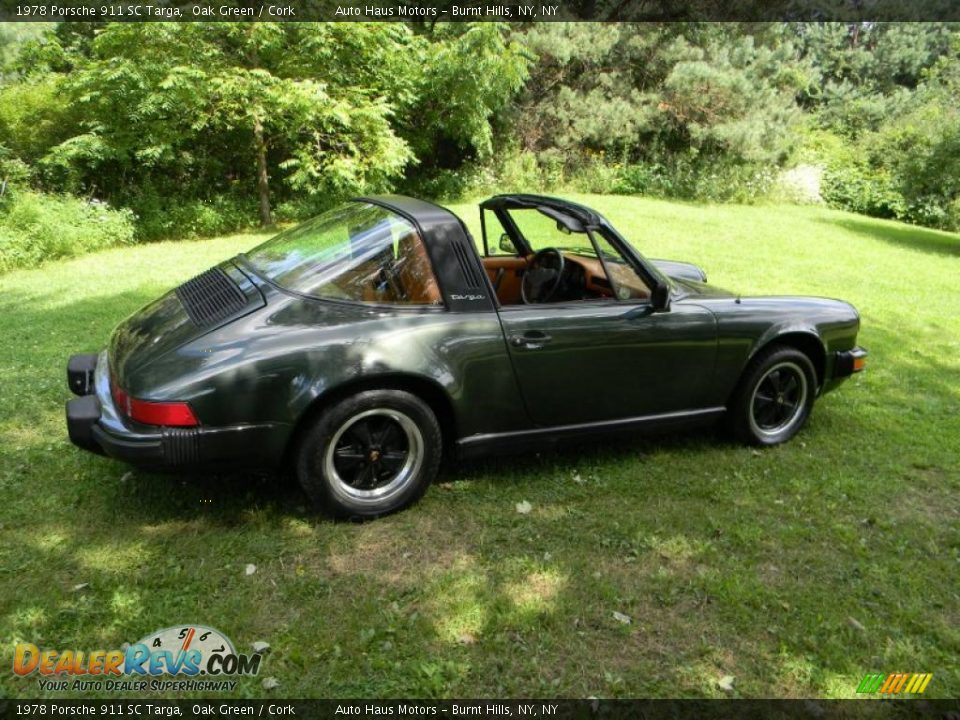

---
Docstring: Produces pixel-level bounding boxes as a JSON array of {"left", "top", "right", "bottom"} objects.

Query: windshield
[{"left": 244, "top": 202, "right": 442, "bottom": 306}]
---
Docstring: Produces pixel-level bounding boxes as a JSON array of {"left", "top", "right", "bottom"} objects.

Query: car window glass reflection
[{"left": 245, "top": 203, "right": 442, "bottom": 306}]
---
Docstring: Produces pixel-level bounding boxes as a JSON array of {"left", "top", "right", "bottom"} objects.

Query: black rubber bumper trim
[
  {"left": 67, "top": 353, "right": 98, "bottom": 396},
  {"left": 91, "top": 425, "right": 164, "bottom": 463},
  {"left": 66, "top": 395, "right": 105, "bottom": 454},
  {"left": 89, "top": 424, "right": 278, "bottom": 468},
  {"left": 834, "top": 346, "right": 868, "bottom": 378}
]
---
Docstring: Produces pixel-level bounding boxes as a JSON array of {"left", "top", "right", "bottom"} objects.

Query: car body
[{"left": 66, "top": 194, "right": 866, "bottom": 517}]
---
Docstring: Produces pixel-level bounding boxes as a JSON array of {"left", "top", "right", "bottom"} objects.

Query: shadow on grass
[
  {"left": 821, "top": 216, "right": 960, "bottom": 258},
  {"left": 100, "top": 426, "right": 724, "bottom": 527},
  {"left": 448, "top": 425, "right": 723, "bottom": 484}
]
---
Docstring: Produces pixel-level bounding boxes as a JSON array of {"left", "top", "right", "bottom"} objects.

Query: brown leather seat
[{"left": 396, "top": 232, "right": 442, "bottom": 305}]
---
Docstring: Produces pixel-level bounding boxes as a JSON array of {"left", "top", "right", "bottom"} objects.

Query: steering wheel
[{"left": 521, "top": 248, "right": 565, "bottom": 304}]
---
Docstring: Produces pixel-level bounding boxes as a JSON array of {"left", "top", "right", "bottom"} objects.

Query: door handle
[{"left": 509, "top": 331, "right": 552, "bottom": 349}]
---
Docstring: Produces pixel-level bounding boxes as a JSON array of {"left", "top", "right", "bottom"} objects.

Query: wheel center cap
[
  {"left": 369, "top": 449, "right": 381, "bottom": 462},
  {"left": 777, "top": 395, "right": 784, "bottom": 405}
]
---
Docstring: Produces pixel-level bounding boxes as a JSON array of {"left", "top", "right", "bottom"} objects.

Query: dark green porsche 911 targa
[{"left": 66, "top": 194, "right": 867, "bottom": 518}]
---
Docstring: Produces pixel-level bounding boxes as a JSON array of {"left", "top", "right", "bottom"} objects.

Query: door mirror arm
[{"left": 651, "top": 283, "right": 671, "bottom": 311}]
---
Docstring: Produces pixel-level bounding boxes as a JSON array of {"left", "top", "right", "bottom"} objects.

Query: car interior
[
  {"left": 342, "top": 208, "right": 650, "bottom": 307},
  {"left": 480, "top": 251, "right": 651, "bottom": 306},
  {"left": 345, "top": 230, "right": 443, "bottom": 306},
  {"left": 478, "top": 205, "right": 651, "bottom": 306}
]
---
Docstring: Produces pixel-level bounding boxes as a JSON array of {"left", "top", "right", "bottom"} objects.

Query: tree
[
  {"left": 48, "top": 22, "right": 415, "bottom": 226},
  {"left": 791, "top": 22, "right": 955, "bottom": 136},
  {"left": 510, "top": 24, "right": 805, "bottom": 172}
]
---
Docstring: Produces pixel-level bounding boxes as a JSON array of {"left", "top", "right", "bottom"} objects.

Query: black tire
[
  {"left": 296, "top": 389, "right": 442, "bottom": 519},
  {"left": 729, "top": 345, "right": 817, "bottom": 446}
]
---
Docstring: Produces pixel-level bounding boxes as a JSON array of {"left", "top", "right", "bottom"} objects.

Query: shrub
[
  {"left": 129, "top": 192, "right": 257, "bottom": 241},
  {"left": 578, "top": 155, "right": 777, "bottom": 204},
  {"left": 458, "top": 149, "right": 780, "bottom": 204},
  {"left": 0, "top": 190, "right": 135, "bottom": 273},
  {"left": 400, "top": 167, "right": 482, "bottom": 203},
  {"left": 821, "top": 164, "right": 906, "bottom": 220},
  {"left": 0, "top": 145, "right": 32, "bottom": 188}
]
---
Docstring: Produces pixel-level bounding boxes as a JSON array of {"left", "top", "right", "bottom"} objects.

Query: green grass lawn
[{"left": 1, "top": 195, "right": 958, "bottom": 699}]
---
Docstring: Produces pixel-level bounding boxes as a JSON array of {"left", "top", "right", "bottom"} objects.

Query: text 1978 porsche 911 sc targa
[{"left": 66, "top": 194, "right": 866, "bottom": 517}]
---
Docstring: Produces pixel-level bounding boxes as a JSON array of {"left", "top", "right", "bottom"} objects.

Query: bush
[
  {"left": 129, "top": 192, "right": 257, "bottom": 241},
  {"left": 399, "top": 167, "right": 482, "bottom": 204},
  {"left": 0, "top": 190, "right": 135, "bottom": 273},
  {"left": 0, "top": 145, "right": 32, "bottom": 188},
  {"left": 610, "top": 157, "right": 777, "bottom": 203},
  {"left": 455, "top": 149, "right": 780, "bottom": 205},
  {"left": 820, "top": 164, "right": 906, "bottom": 220}
]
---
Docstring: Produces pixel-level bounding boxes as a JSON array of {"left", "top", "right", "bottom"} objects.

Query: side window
[
  {"left": 509, "top": 207, "right": 650, "bottom": 301},
  {"left": 246, "top": 203, "right": 443, "bottom": 306},
  {"left": 381, "top": 230, "right": 443, "bottom": 305},
  {"left": 591, "top": 233, "right": 651, "bottom": 301}
]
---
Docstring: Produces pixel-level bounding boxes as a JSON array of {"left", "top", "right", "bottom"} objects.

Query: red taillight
[
  {"left": 111, "top": 378, "right": 129, "bottom": 414},
  {"left": 111, "top": 376, "right": 198, "bottom": 427},
  {"left": 129, "top": 398, "right": 198, "bottom": 427}
]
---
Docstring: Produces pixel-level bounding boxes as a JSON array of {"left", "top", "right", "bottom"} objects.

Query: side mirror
[
  {"left": 498, "top": 233, "right": 516, "bottom": 254},
  {"left": 651, "top": 283, "right": 671, "bottom": 311}
]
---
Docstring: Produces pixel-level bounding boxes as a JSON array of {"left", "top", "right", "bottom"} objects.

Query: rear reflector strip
[
  {"left": 129, "top": 399, "right": 198, "bottom": 427},
  {"left": 111, "top": 376, "right": 198, "bottom": 427}
]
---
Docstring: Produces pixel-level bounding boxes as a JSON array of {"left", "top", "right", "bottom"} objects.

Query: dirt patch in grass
[{"left": 319, "top": 515, "right": 479, "bottom": 587}]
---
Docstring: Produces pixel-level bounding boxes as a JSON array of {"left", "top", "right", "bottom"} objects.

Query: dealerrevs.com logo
[{"left": 13, "top": 625, "right": 261, "bottom": 693}]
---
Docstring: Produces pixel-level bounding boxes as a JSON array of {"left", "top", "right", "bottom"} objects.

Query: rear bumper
[{"left": 65, "top": 351, "right": 285, "bottom": 470}]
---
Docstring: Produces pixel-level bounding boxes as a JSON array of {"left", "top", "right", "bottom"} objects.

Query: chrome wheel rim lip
[
  {"left": 748, "top": 361, "right": 809, "bottom": 439},
  {"left": 324, "top": 408, "right": 423, "bottom": 505}
]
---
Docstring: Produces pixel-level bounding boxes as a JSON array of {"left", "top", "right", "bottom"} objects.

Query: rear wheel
[
  {"left": 729, "top": 345, "right": 816, "bottom": 446},
  {"left": 296, "top": 390, "right": 442, "bottom": 518}
]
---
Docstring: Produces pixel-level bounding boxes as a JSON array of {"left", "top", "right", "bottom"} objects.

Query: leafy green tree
[
  {"left": 509, "top": 24, "right": 805, "bottom": 177},
  {"left": 50, "top": 22, "right": 415, "bottom": 226},
  {"left": 2, "top": 20, "right": 959, "bottom": 241},
  {"left": 9, "top": 21, "right": 529, "bottom": 232},
  {"left": 791, "top": 22, "right": 955, "bottom": 136},
  {"left": 403, "top": 23, "right": 532, "bottom": 165},
  {"left": 881, "top": 44, "right": 960, "bottom": 228}
]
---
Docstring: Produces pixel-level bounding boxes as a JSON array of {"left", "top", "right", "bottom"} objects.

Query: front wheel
[
  {"left": 729, "top": 345, "right": 816, "bottom": 446},
  {"left": 296, "top": 390, "right": 443, "bottom": 519}
]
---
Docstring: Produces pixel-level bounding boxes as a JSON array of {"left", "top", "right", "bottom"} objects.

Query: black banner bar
[
  {"left": 0, "top": 0, "right": 959, "bottom": 22},
  {"left": 2, "top": 700, "right": 960, "bottom": 720}
]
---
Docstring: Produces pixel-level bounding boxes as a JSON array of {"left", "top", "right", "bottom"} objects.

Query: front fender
[
  {"left": 699, "top": 295, "right": 859, "bottom": 405},
  {"left": 748, "top": 323, "right": 826, "bottom": 366}
]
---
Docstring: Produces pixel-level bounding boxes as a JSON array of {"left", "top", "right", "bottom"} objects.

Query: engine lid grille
[{"left": 175, "top": 266, "right": 247, "bottom": 327}]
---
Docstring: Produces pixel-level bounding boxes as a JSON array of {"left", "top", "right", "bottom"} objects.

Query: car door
[{"left": 498, "top": 299, "right": 718, "bottom": 427}]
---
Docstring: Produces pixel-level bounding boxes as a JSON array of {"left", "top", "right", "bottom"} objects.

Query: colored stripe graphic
[
  {"left": 860, "top": 672, "right": 933, "bottom": 695},
  {"left": 856, "top": 673, "right": 885, "bottom": 693},
  {"left": 892, "top": 674, "right": 909, "bottom": 693},
  {"left": 879, "top": 674, "right": 899, "bottom": 693}
]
